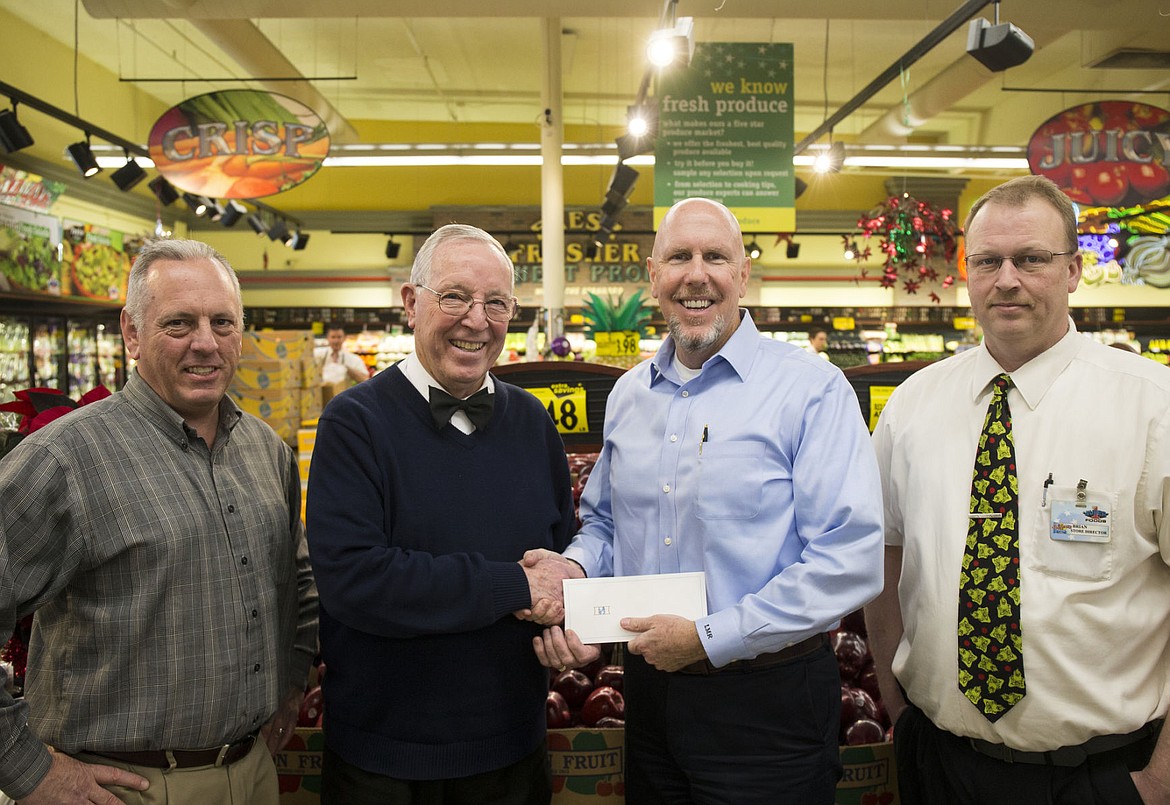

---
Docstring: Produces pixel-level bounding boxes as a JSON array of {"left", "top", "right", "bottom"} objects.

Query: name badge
[{"left": 1050, "top": 498, "right": 1111, "bottom": 543}]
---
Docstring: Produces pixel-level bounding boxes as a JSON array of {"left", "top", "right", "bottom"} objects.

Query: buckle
[{"left": 214, "top": 743, "right": 232, "bottom": 767}]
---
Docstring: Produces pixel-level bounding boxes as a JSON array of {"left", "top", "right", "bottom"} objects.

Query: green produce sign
[
  {"left": 0, "top": 203, "right": 61, "bottom": 296},
  {"left": 654, "top": 42, "right": 796, "bottom": 232}
]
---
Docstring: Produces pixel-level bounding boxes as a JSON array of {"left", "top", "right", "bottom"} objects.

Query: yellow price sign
[
  {"left": 832, "top": 316, "right": 855, "bottom": 330},
  {"left": 529, "top": 383, "right": 589, "bottom": 434},
  {"left": 868, "top": 385, "right": 896, "bottom": 432},
  {"left": 594, "top": 330, "right": 640, "bottom": 357}
]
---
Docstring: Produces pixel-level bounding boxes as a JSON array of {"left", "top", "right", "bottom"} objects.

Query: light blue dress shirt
[{"left": 564, "top": 311, "right": 884, "bottom": 668}]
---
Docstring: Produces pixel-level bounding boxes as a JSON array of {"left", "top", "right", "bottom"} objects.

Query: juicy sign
[{"left": 1027, "top": 101, "right": 1170, "bottom": 207}]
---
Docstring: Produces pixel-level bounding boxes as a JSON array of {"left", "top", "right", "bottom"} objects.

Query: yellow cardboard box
[
  {"left": 228, "top": 387, "right": 297, "bottom": 421},
  {"left": 276, "top": 727, "right": 324, "bottom": 804},
  {"left": 234, "top": 359, "right": 303, "bottom": 391},
  {"left": 837, "top": 741, "right": 898, "bottom": 805},
  {"left": 300, "top": 386, "right": 323, "bottom": 421},
  {"left": 297, "top": 427, "right": 317, "bottom": 456},
  {"left": 242, "top": 330, "right": 315, "bottom": 362}
]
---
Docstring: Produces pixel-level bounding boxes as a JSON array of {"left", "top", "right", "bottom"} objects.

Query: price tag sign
[
  {"left": 832, "top": 316, "right": 855, "bottom": 331},
  {"left": 594, "top": 330, "right": 640, "bottom": 357},
  {"left": 529, "top": 383, "right": 589, "bottom": 434},
  {"left": 953, "top": 316, "right": 976, "bottom": 331},
  {"left": 868, "top": 385, "right": 895, "bottom": 432}
]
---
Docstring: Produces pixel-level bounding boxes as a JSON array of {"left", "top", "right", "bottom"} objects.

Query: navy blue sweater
[{"left": 306, "top": 366, "right": 574, "bottom": 780}]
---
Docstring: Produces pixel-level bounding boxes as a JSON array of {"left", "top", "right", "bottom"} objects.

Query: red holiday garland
[
  {"left": 855, "top": 193, "right": 961, "bottom": 303},
  {"left": 1, "top": 385, "right": 111, "bottom": 693}
]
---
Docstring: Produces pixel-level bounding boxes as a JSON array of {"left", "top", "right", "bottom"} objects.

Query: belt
[
  {"left": 968, "top": 720, "right": 1162, "bottom": 767},
  {"left": 89, "top": 732, "right": 259, "bottom": 770},
  {"left": 676, "top": 633, "right": 829, "bottom": 675}
]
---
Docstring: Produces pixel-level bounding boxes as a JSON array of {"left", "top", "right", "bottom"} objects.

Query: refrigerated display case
[{"left": 0, "top": 298, "right": 124, "bottom": 430}]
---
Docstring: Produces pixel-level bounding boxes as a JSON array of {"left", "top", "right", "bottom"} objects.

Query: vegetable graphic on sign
[{"left": 149, "top": 90, "right": 329, "bottom": 199}]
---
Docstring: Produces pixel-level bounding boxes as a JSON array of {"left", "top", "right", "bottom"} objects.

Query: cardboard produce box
[
  {"left": 549, "top": 727, "right": 624, "bottom": 803},
  {"left": 276, "top": 727, "right": 324, "bottom": 805},
  {"left": 242, "top": 330, "right": 315, "bottom": 362},
  {"left": 234, "top": 359, "right": 303, "bottom": 391},
  {"left": 837, "top": 741, "right": 898, "bottom": 805}
]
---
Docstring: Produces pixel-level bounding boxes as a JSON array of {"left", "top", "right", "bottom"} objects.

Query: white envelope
[{"left": 562, "top": 571, "right": 708, "bottom": 643}]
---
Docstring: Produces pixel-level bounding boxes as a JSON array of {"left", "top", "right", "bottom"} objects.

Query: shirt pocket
[
  {"left": 696, "top": 440, "right": 767, "bottom": 520},
  {"left": 1028, "top": 484, "right": 1116, "bottom": 582}
]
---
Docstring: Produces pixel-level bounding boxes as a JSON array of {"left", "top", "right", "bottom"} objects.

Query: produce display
[
  {"left": 546, "top": 646, "right": 625, "bottom": 729},
  {"left": 0, "top": 225, "right": 57, "bottom": 293},
  {"left": 68, "top": 241, "right": 131, "bottom": 300},
  {"left": 833, "top": 609, "right": 893, "bottom": 745}
]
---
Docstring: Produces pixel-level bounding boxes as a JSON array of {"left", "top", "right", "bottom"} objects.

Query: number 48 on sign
[{"left": 529, "top": 383, "right": 589, "bottom": 434}]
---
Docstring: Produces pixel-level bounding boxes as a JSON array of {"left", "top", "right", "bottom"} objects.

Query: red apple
[
  {"left": 578, "top": 655, "right": 607, "bottom": 683},
  {"left": 595, "top": 664, "right": 624, "bottom": 693},
  {"left": 832, "top": 630, "right": 869, "bottom": 683},
  {"left": 546, "top": 690, "right": 572, "bottom": 729},
  {"left": 595, "top": 716, "right": 626, "bottom": 728},
  {"left": 840, "top": 687, "right": 859, "bottom": 731},
  {"left": 552, "top": 669, "right": 594, "bottom": 711},
  {"left": 855, "top": 663, "right": 881, "bottom": 703},
  {"left": 580, "top": 686, "right": 625, "bottom": 727},
  {"left": 844, "top": 718, "right": 886, "bottom": 745},
  {"left": 848, "top": 686, "right": 880, "bottom": 722}
]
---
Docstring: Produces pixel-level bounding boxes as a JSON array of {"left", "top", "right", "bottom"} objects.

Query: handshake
[{"left": 515, "top": 549, "right": 585, "bottom": 625}]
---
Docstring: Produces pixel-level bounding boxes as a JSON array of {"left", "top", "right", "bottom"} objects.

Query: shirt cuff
[
  {"left": 491, "top": 562, "right": 533, "bottom": 618},
  {"left": 0, "top": 726, "right": 53, "bottom": 800}
]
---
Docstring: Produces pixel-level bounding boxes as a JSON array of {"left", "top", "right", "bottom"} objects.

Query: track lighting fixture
[
  {"left": 182, "top": 193, "right": 210, "bottom": 216},
  {"left": 219, "top": 200, "right": 246, "bottom": 228},
  {"left": 786, "top": 241, "right": 802, "bottom": 259},
  {"left": 0, "top": 105, "right": 34, "bottom": 154},
  {"left": 746, "top": 239, "right": 763, "bottom": 260},
  {"left": 267, "top": 219, "right": 290, "bottom": 243},
  {"left": 110, "top": 152, "right": 147, "bottom": 191},
  {"left": 288, "top": 231, "right": 310, "bottom": 250},
  {"left": 813, "top": 141, "right": 846, "bottom": 174},
  {"left": 966, "top": 5, "right": 1034, "bottom": 72},
  {"left": 646, "top": 16, "right": 695, "bottom": 68},
  {"left": 148, "top": 176, "right": 179, "bottom": 206},
  {"left": 67, "top": 137, "right": 101, "bottom": 178},
  {"left": 247, "top": 213, "right": 268, "bottom": 237},
  {"left": 843, "top": 239, "right": 860, "bottom": 260},
  {"left": 385, "top": 237, "right": 401, "bottom": 260}
]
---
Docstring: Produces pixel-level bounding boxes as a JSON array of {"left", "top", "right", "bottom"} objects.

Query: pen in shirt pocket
[{"left": 699, "top": 424, "right": 709, "bottom": 456}]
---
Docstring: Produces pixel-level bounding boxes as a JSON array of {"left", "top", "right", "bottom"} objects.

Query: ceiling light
[
  {"left": 148, "top": 176, "right": 179, "bottom": 206},
  {"left": 247, "top": 213, "right": 268, "bottom": 237},
  {"left": 385, "top": 237, "right": 401, "bottom": 260},
  {"left": 220, "top": 200, "right": 246, "bottom": 228},
  {"left": 207, "top": 200, "right": 225, "bottom": 223},
  {"left": 603, "top": 163, "right": 639, "bottom": 218},
  {"left": 647, "top": 16, "right": 695, "bottom": 68},
  {"left": 268, "top": 219, "right": 290, "bottom": 243},
  {"left": 183, "top": 193, "right": 210, "bottom": 216},
  {"left": 966, "top": 14, "right": 1034, "bottom": 72},
  {"left": 109, "top": 155, "right": 146, "bottom": 191},
  {"left": 787, "top": 241, "right": 802, "bottom": 259},
  {"left": 0, "top": 106, "right": 34, "bottom": 153},
  {"left": 746, "top": 239, "right": 763, "bottom": 260},
  {"left": 288, "top": 231, "right": 310, "bottom": 250},
  {"left": 843, "top": 239, "right": 860, "bottom": 260},
  {"left": 67, "top": 138, "right": 101, "bottom": 178},
  {"left": 813, "top": 141, "right": 846, "bottom": 174}
]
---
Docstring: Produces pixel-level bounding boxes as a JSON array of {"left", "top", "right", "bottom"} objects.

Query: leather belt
[
  {"left": 677, "top": 633, "right": 829, "bottom": 675},
  {"left": 968, "top": 720, "right": 1162, "bottom": 767},
  {"left": 89, "top": 732, "right": 259, "bottom": 770}
]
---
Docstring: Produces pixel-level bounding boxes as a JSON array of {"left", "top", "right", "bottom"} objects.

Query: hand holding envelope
[{"left": 514, "top": 549, "right": 585, "bottom": 625}]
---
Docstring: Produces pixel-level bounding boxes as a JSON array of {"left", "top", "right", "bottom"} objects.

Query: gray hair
[
  {"left": 124, "top": 238, "right": 242, "bottom": 329},
  {"left": 409, "top": 224, "right": 515, "bottom": 289},
  {"left": 964, "top": 175, "right": 1079, "bottom": 252}
]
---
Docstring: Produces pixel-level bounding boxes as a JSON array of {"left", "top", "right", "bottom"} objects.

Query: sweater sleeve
[{"left": 306, "top": 382, "right": 536, "bottom": 638}]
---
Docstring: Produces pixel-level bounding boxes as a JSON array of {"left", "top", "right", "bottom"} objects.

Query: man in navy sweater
[{"left": 306, "top": 224, "right": 577, "bottom": 805}]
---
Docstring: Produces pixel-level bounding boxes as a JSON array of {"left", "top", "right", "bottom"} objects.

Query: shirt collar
[
  {"left": 649, "top": 309, "right": 757, "bottom": 386},
  {"left": 123, "top": 369, "right": 242, "bottom": 447},
  {"left": 400, "top": 351, "right": 494, "bottom": 401},
  {"left": 970, "top": 316, "right": 1085, "bottom": 410}
]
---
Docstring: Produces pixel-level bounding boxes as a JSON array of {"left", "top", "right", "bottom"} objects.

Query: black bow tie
[{"left": 428, "top": 387, "right": 494, "bottom": 431}]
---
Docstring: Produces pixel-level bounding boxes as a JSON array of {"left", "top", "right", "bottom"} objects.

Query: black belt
[
  {"left": 968, "top": 720, "right": 1162, "bottom": 767},
  {"left": 89, "top": 732, "right": 259, "bottom": 770},
  {"left": 676, "top": 633, "right": 828, "bottom": 675}
]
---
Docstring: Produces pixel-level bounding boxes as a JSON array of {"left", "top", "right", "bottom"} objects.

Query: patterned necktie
[
  {"left": 428, "top": 387, "right": 494, "bottom": 430},
  {"left": 958, "top": 373, "right": 1025, "bottom": 722}
]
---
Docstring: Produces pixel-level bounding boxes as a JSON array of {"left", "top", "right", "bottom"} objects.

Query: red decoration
[{"left": 856, "top": 194, "right": 961, "bottom": 302}]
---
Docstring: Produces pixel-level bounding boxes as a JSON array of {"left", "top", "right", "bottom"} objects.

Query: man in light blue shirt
[{"left": 530, "top": 198, "right": 884, "bottom": 804}]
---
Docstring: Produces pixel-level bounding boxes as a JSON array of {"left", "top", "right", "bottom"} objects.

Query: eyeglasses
[
  {"left": 415, "top": 284, "right": 517, "bottom": 322},
  {"left": 964, "top": 249, "right": 1077, "bottom": 275}
]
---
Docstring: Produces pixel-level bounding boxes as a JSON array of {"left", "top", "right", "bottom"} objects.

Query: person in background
[
  {"left": 0, "top": 238, "right": 318, "bottom": 804},
  {"left": 315, "top": 323, "right": 370, "bottom": 386},
  {"left": 866, "top": 175, "right": 1170, "bottom": 805},
  {"left": 306, "top": 224, "right": 577, "bottom": 805},
  {"left": 527, "top": 198, "right": 885, "bottom": 804},
  {"left": 806, "top": 326, "right": 831, "bottom": 359}
]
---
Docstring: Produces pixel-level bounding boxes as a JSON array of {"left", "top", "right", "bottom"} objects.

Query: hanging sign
[
  {"left": 148, "top": 90, "right": 330, "bottom": 199},
  {"left": 654, "top": 42, "right": 796, "bottom": 232},
  {"left": 1027, "top": 101, "right": 1170, "bottom": 207},
  {"left": 528, "top": 384, "right": 589, "bottom": 434}
]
